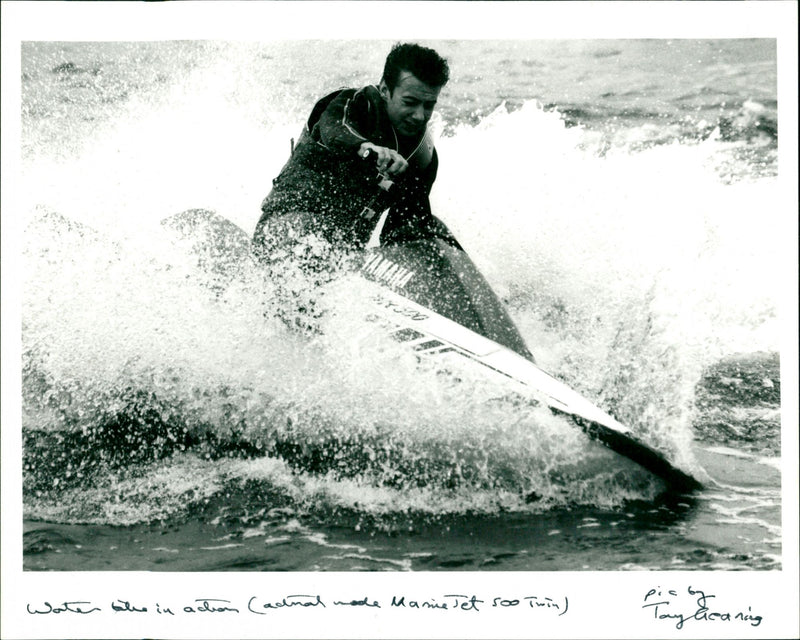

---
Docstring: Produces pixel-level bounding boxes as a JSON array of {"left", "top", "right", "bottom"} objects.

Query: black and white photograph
[{"left": 2, "top": 2, "right": 798, "bottom": 639}]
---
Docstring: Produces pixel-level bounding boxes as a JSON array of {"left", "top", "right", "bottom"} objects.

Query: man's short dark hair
[{"left": 382, "top": 43, "right": 450, "bottom": 92}]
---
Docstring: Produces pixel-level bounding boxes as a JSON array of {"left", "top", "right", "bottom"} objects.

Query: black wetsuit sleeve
[{"left": 314, "top": 88, "right": 379, "bottom": 153}]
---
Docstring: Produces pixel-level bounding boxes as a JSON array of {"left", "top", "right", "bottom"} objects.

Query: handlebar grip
[{"left": 360, "top": 147, "right": 395, "bottom": 192}]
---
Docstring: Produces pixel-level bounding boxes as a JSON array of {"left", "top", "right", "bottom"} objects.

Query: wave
[
  {"left": 694, "top": 352, "right": 781, "bottom": 455},
  {"left": 543, "top": 99, "right": 777, "bottom": 152},
  {"left": 21, "top": 207, "right": 677, "bottom": 526},
  {"left": 50, "top": 61, "right": 101, "bottom": 76}
]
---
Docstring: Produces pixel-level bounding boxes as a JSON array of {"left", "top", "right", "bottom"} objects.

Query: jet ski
[
  {"left": 163, "top": 160, "right": 703, "bottom": 494},
  {"left": 352, "top": 167, "right": 702, "bottom": 493}
]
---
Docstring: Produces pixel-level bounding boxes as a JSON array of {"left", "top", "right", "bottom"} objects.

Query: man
[{"left": 253, "top": 42, "right": 450, "bottom": 257}]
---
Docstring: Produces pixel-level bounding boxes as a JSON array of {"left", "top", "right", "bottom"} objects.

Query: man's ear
[{"left": 379, "top": 79, "right": 390, "bottom": 100}]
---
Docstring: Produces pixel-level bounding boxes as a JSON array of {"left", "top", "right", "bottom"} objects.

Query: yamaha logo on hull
[{"left": 362, "top": 253, "right": 415, "bottom": 289}]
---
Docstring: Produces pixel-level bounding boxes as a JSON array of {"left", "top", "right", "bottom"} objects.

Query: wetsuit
[{"left": 253, "top": 85, "right": 440, "bottom": 255}]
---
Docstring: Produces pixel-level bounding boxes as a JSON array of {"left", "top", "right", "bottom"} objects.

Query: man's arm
[{"left": 315, "top": 87, "right": 409, "bottom": 176}]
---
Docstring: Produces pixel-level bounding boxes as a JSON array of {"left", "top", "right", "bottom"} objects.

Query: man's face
[{"left": 380, "top": 71, "right": 441, "bottom": 138}]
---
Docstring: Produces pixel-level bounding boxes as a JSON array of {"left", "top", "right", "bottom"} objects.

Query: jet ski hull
[
  {"left": 357, "top": 229, "right": 701, "bottom": 493},
  {"left": 356, "top": 261, "right": 702, "bottom": 493}
]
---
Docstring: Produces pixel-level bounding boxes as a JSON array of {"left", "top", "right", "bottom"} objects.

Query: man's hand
[{"left": 359, "top": 142, "right": 408, "bottom": 176}]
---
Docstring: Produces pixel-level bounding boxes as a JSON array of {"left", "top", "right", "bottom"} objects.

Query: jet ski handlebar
[
  {"left": 357, "top": 147, "right": 460, "bottom": 250},
  {"left": 357, "top": 148, "right": 402, "bottom": 224},
  {"left": 360, "top": 148, "right": 397, "bottom": 193}
]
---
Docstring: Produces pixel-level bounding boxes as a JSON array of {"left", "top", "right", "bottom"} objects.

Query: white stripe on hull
[{"left": 360, "top": 280, "right": 632, "bottom": 436}]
